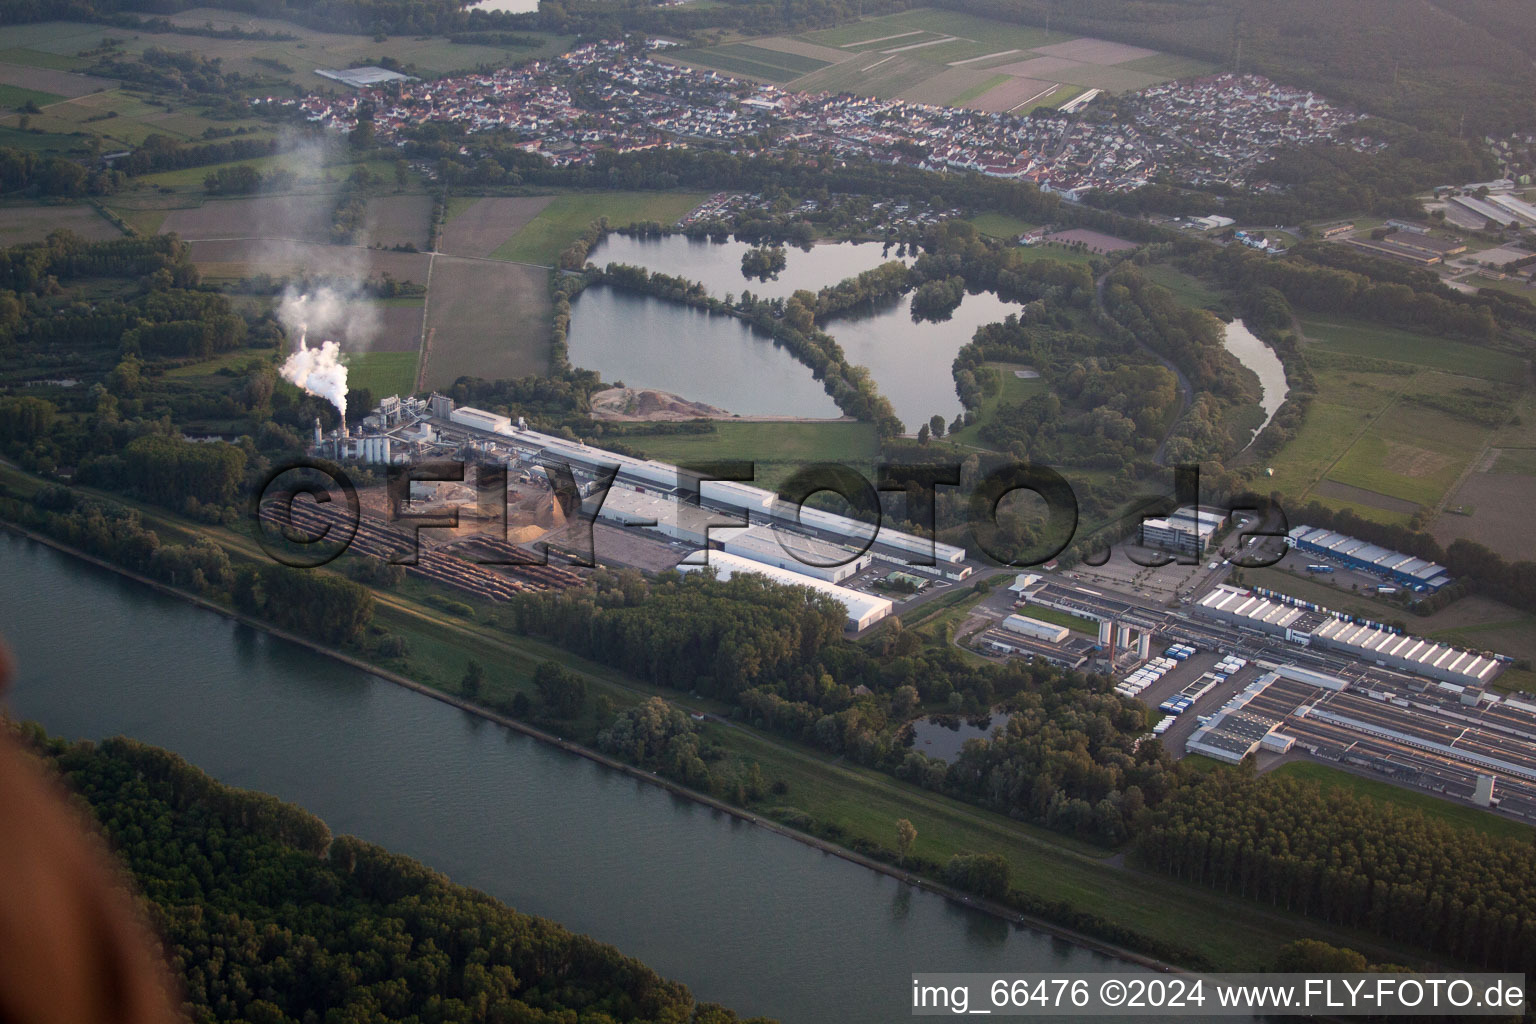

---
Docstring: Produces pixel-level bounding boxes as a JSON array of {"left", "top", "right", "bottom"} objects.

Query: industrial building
[
  {"left": 1287, "top": 525, "right": 1451, "bottom": 590},
  {"left": 1341, "top": 236, "right": 1443, "bottom": 266},
  {"left": 1194, "top": 584, "right": 1500, "bottom": 688},
  {"left": 427, "top": 397, "right": 969, "bottom": 570},
  {"left": 1308, "top": 617, "right": 1502, "bottom": 687},
  {"left": 450, "top": 406, "right": 515, "bottom": 436},
  {"left": 1138, "top": 506, "right": 1224, "bottom": 558},
  {"left": 678, "top": 550, "right": 893, "bottom": 631},
  {"left": 1184, "top": 672, "right": 1294, "bottom": 763},
  {"left": 1449, "top": 192, "right": 1536, "bottom": 229},
  {"left": 718, "top": 524, "right": 871, "bottom": 584},
  {"left": 1001, "top": 614, "right": 1069, "bottom": 645},
  {"left": 596, "top": 484, "right": 721, "bottom": 546}
]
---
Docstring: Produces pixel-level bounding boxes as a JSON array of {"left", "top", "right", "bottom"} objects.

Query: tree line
[
  {"left": 1138, "top": 771, "right": 1536, "bottom": 975},
  {"left": 17, "top": 728, "right": 773, "bottom": 1023}
]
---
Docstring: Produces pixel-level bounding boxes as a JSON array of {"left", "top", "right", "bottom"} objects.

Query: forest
[
  {"left": 1138, "top": 771, "right": 1536, "bottom": 975},
  {"left": 16, "top": 727, "right": 771, "bottom": 1023}
]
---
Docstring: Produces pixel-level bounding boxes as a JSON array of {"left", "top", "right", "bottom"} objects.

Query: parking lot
[{"left": 1063, "top": 543, "right": 1226, "bottom": 605}]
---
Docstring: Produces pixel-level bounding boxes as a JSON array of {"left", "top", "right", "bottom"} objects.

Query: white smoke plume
[
  {"left": 278, "top": 284, "right": 379, "bottom": 352},
  {"left": 280, "top": 327, "right": 349, "bottom": 422}
]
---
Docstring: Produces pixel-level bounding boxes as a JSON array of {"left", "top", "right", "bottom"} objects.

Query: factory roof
[
  {"left": 1287, "top": 525, "right": 1449, "bottom": 582},
  {"left": 678, "top": 550, "right": 893, "bottom": 626},
  {"left": 719, "top": 523, "right": 867, "bottom": 568}
]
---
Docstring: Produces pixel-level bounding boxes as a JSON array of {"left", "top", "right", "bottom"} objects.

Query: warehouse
[
  {"left": 597, "top": 485, "right": 721, "bottom": 546},
  {"left": 1138, "top": 506, "right": 1224, "bottom": 558},
  {"left": 1484, "top": 192, "right": 1536, "bottom": 228},
  {"left": 1449, "top": 194, "right": 1536, "bottom": 229},
  {"left": 1196, "top": 585, "right": 1501, "bottom": 688},
  {"left": 1340, "top": 237, "right": 1442, "bottom": 266},
  {"left": 719, "top": 524, "right": 872, "bottom": 583},
  {"left": 499, "top": 426, "right": 970, "bottom": 568},
  {"left": 1182, "top": 672, "right": 1286, "bottom": 763},
  {"left": 1287, "top": 526, "right": 1451, "bottom": 590},
  {"left": 1001, "top": 613, "right": 1069, "bottom": 644},
  {"left": 1310, "top": 618, "right": 1502, "bottom": 687},
  {"left": 678, "top": 550, "right": 893, "bottom": 631},
  {"left": 449, "top": 406, "right": 514, "bottom": 436},
  {"left": 1384, "top": 231, "right": 1466, "bottom": 256}
]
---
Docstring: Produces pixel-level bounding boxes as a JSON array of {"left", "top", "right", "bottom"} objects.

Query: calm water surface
[
  {"left": 573, "top": 236, "right": 1021, "bottom": 427},
  {"left": 565, "top": 287, "right": 841, "bottom": 418},
  {"left": 588, "top": 235, "right": 908, "bottom": 302},
  {"left": 1, "top": 533, "right": 1154, "bottom": 1023},
  {"left": 1221, "top": 320, "right": 1289, "bottom": 442}
]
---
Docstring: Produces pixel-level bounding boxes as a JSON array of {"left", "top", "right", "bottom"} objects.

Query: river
[{"left": 0, "top": 532, "right": 1145, "bottom": 1023}]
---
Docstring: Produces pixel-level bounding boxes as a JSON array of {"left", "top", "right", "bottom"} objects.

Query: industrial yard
[
  {"left": 296, "top": 388, "right": 1535, "bottom": 826},
  {"left": 303, "top": 392, "right": 973, "bottom": 631}
]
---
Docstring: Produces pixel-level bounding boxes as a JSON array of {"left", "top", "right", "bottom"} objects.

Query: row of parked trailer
[
  {"left": 1164, "top": 643, "right": 1198, "bottom": 661},
  {"left": 1159, "top": 694, "right": 1197, "bottom": 715},
  {"left": 1209, "top": 655, "right": 1248, "bottom": 687},
  {"left": 1115, "top": 655, "right": 1181, "bottom": 698}
]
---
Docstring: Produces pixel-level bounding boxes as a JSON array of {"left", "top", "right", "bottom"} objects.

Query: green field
[
  {"left": 1014, "top": 602, "right": 1100, "bottom": 634},
  {"left": 0, "top": 45, "right": 86, "bottom": 71},
  {"left": 1119, "top": 53, "right": 1219, "bottom": 78},
  {"left": 134, "top": 153, "right": 294, "bottom": 188},
  {"left": 0, "top": 19, "right": 574, "bottom": 95},
  {"left": 799, "top": 8, "right": 1071, "bottom": 56},
  {"left": 1324, "top": 401, "right": 1487, "bottom": 508},
  {"left": 675, "top": 42, "right": 832, "bottom": 82},
  {"left": 945, "top": 363, "right": 1047, "bottom": 449},
  {"left": 964, "top": 212, "right": 1036, "bottom": 240},
  {"left": 1238, "top": 566, "right": 1406, "bottom": 622},
  {"left": 1139, "top": 262, "right": 1226, "bottom": 310},
  {"left": 750, "top": 8, "right": 1198, "bottom": 108},
  {"left": 490, "top": 191, "right": 709, "bottom": 266},
  {"left": 1299, "top": 318, "right": 1527, "bottom": 381},
  {"left": 1269, "top": 762, "right": 1533, "bottom": 841},
  {"left": 948, "top": 73, "right": 1010, "bottom": 105},
  {"left": 1021, "top": 84, "right": 1086, "bottom": 112},
  {"left": 617, "top": 421, "right": 879, "bottom": 491},
  {"left": 1259, "top": 330, "right": 1513, "bottom": 521},
  {"left": 0, "top": 84, "right": 66, "bottom": 109},
  {"left": 154, "top": 348, "right": 275, "bottom": 385},
  {"left": 345, "top": 350, "right": 419, "bottom": 399}
]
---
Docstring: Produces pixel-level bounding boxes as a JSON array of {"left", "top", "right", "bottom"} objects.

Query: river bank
[{"left": 0, "top": 517, "right": 1183, "bottom": 975}]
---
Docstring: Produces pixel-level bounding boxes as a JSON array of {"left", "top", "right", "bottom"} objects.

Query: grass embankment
[{"left": 0, "top": 461, "right": 1468, "bottom": 972}]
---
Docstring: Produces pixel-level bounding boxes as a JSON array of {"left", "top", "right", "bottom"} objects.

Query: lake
[
  {"left": 565, "top": 287, "right": 841, "bottom": 418},
  {"left": 0, "top": 532, "right": 1150, "bottom": 1024},
  {"left": 910, "top": 714, "right": 997, "bottom": 763},
  {"left": 587, "top": 235, "right": 908, "bottom": 302},
  {"left": 1221, "top": 320, "right": 1289, "bottom": 443},
  {"left": 573, "top": 236, "right": 1022, "bottom": 429}
]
